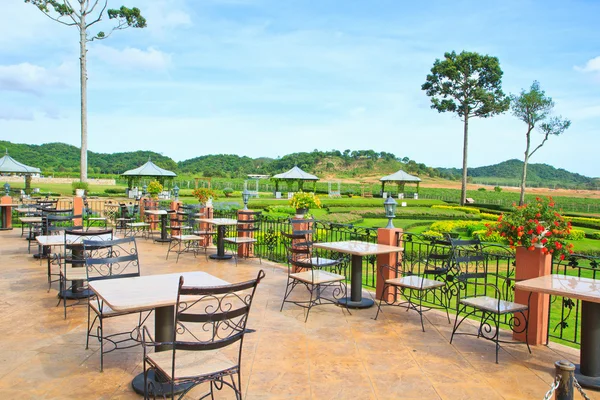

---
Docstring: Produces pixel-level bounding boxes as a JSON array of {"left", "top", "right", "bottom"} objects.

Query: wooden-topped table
[
  {"left": 144, "top": 209, "right": 173, "bottom": 242},
  {"left": 313, "top": 240, "right": 403, "bottom": 308},
  {"left": 515, "top": 274, "right": 600, "bottom": 389},
  {"left": 89, "top": 271, "right": 229, "bottom": 395},
  {"left": 196, "top": 218, "right": 238, "bottom": 260},
  {"left": 0, "top": 203, "right": 19, "bottom": 230}
]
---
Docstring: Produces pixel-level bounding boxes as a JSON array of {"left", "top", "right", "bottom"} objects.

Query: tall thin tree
[
  {"left": 25, "top": 0, "right": 146, "bottom": 182},
  {"left": 510, "top": 81, "right": 571, "bottom": 205},
  {"left": 422, "top": 51, "right": 510, "bottom": 205}
]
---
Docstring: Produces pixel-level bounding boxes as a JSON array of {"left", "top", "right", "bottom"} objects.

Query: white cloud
[
  {"left": 0, "top": 62, "right": 73, "bottom": 95},
  {"left": 575, "top": 56, "right": 600, "bottom": 74},
  {"left": 92, "top": 45, "right": 172, "bottom": 71}
]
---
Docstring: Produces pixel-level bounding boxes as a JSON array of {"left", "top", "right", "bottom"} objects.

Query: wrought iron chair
[
  {"left": 83, "top": 197, "right": 108, "bottom": 231},
  {"left": 83, "top": 236, "right": 152, "bottom": 371},
  {"left": 449, "top": 238, "right": 531, "bottom": 363},
  {"left": 44, "top": 210, "right": 82, "bottom": 291},
  {"left": 224, "top": 211, "right": 262, "bottom": 266},
  {"left": 58, "top": 229, "right": 113, "bottom": 319},
  {"left": 279, "top": 231, "right": 348, "bottom": 322},
  {"left": 141, "top": 270, "right": 265, "bottom": 400},
  {"left": 166, "top": 212, "right": 203, "bottom": 263},
  {"left": 375, "top": 238, "right": 453, "bottom": 331}
]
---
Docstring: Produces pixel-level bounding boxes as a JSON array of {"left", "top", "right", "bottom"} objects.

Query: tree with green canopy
[
  {"left": 25, "top": 0, "right": 147, "bottom": 183},
  {"left": 422, "top": 51, "right": 510, "bottom": 205},
  {"left": 510, "top": 81, "right": 571, "bottom": 205}
]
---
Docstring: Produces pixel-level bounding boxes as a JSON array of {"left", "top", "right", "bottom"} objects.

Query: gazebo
[
  {"left": 271, "top": 166, "right": 319, "bottom": 193},
  {"left": 121, "top": 158, "right": 177, "bottom": 191},
  {"left": 380, "top": 170, "right": 421, "bottom": 197},
  {"left": 0, "top": 151, "right": 41, "bottom": 194}
]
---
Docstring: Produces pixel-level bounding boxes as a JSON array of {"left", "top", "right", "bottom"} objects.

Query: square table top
[
  {"left": 16, "top": 207, "right": 38, "bottom": 213},
  {"left": 144, "top": 209, "right": 171, "bottom": 215},
  {"left": 196, "top": 218, "right": 239, "bottom": 226},
  {"left": 89, "top": 271, "right": 229, "bottom": 312},
  {"left": 36, "top": 232, "right": 115, "bottom": 246},
  {"left": 515, "top": 274, "right": 600, "bottom": 304},
  {"left": 313, "top": 240, "right": 404, "bottom": 256},
  {"left": 20, "top": 216, "right": 42, "bottom": 223},
  {"left": 0, "top": 203, "right": 20, "bottom": 207}
]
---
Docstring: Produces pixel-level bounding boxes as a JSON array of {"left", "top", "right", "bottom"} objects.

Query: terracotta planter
[
  {"left": 295, "top": 208, "right": 308, "bottom": 218},
  {"left": 513, "top": 246, "right": 552, "bottom": 345}
]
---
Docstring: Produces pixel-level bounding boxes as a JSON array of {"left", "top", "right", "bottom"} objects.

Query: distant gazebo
[
  {"left": 121, "top": 158, "right": 177, "bottom": 188},
  {"left": 0, "top": 151, "right": 41, "bottom": 194},
  {"left": 271, "top": 166, "right": 319, "bottom": 193},
  {"left": 380, "top": 170, "right": 421, "bottom": 196}
]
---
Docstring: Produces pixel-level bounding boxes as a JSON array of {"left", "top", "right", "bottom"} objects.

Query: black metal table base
[
  {"left": 0, "top": 227, "right": 12, "bottom": 231},
  {"left": 338, "top": 297, "right": 374, "bottom": 309},
  {"left": 132, "top": 370, "right": 193, "bottom": 396},
  {"left": 209, "top": 253, "right": 233, "bottom": 260},
  {"left": 58, "top": 288, "right": 93, "bottom": 300},
  {"left": 575, "top": 365, "right": 600, "bottom": 390},
  {"left": 154, "top": 238, "right": 172, "bottom": 243}
]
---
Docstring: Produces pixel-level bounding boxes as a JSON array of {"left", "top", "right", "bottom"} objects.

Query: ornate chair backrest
[
  {"left": 83, "top": 236, "right": 140, "bottom": 282},
  {"left": 171, "top": 270, "right": 266, "bottom": 379},
  {"left": 63, "top": 229, "right": 114, "bottom": 272},
  {"left": 45, "top": 209, "right": 82, "bottom": 235},
  {"left": 450, "top": 238, "right": 485, "bottom": 274},
  {"left": 237, "top": 211, "right": 261, "bottom": 235}
]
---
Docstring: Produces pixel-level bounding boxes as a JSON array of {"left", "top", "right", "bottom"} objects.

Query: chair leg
[
  {"left": 86, "top": 304, "right": 91, "bottom": 350},
  {"left": 305, "top": 284, "right": 316, "bottom": 322},
  {"left": 99, "top": 316, "right": 104, "bottom": 372}
]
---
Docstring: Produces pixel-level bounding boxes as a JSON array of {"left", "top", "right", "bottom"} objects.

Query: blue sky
[{"left": 1, "top": 0, "right": 599, "bottom": 176}]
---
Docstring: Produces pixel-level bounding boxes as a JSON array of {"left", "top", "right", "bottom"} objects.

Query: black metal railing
[{"left": 549, "top": 254, "right": 600, "bottom": 346}]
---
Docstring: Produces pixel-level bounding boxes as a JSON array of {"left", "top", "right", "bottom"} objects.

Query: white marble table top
[
  {"left": 313, "top": 240, "right": 403, "bottom": 256},
  {"left": 144, "top": 209, "right": 172, "bottom": 215},
  {"left": 515, "top": 274, "right": 600, "bottom": 304},
  {"left": 196, "top": 218, "right": 238, "bottom": 226},
  {"left": 0, "top": 203, "right": 19, "bottom": 207},
  {"left": 89, "top": 271, "right": 229, "bottom": 312},
  {"left": 20, "top": 217, "right": 42, "bottom": 223},
  {"left": 36, "top": 232, "right": 115, "bottom": 246}
]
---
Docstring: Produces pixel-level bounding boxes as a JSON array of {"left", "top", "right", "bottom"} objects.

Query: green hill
[{"left": 0, "top": 141, "right": 594, "bottom": 189}]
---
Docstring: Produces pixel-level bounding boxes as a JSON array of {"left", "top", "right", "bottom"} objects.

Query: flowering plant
[
  {"left": 146, "top": 180, "right": 163, "bottom": 199},
  {"left": 486, "top": 196, "right": 573, "bottom": 260},
  {"left": 289, "top": 191, "right": 321, "bottom": 210},
  {"left": 192, "top": 187, "right": 218, "bottom": 205}
]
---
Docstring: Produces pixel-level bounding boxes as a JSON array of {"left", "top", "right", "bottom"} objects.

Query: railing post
[
  {"left": 376, "top": 228, "right": 403, "bottom": 302},
  {"left": 555, "top": 360, "right": 575, "bottom": 400}
]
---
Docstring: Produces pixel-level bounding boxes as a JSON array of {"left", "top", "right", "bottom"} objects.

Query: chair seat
[
  {"left": 172, "top": 235, "right": 202, "bottom": 241},
  {"left": 148, "top": 349, "right": 236, "bottom": 380},
  {"left": 63, "top": 266, "right": 87, "bottom": 281},
  {"left": 460, "top": 296, "right": 528, "bottom": 314},
  {"left": 223, "top": 237, "right": 257, "bottom": 244},
  {"left": 290, "top": 270, "right": 345, "bottom": 284},
  {"left": 127, "top": 222, "right": 150, "bottom": 228},
  {"left": 169, "top": 225, "right": 192, "bottom": 230},
  {"left": 386, "top": 275, "right": 445, "bottom": 290},
  {"left": 88, "top": 217, "right": 107, "bottom": 221}
]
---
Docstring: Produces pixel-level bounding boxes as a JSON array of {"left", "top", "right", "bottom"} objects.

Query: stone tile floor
[{"left": 0, "top": 229, "right": 597, "bottom": 399}]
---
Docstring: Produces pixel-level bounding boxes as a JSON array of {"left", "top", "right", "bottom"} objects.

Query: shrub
[
  {"left": 480, "top": 212, "right": 498, "bottom": 221},
  {"left": 422, "top": 230, "right": 445, "bottom": 240},
  {"left": 566, "top": 216, "right": 600, "bottom": 230},
  {"left": 477, "top": 187, "right": 486, "bottom": 192},
  {"left": 222, "top": 187, "right": 234, "bottom": 197},
  {"left": 147, "top": 180, "right": 163, "bottom": 199},
  {"left": 71, "top": 181, "right": 89, "bottom": 195},
  {"left": 289, "top": 191, "right": 321, "bottom": 209},
  {"left": 432, "top": 205, "right": 480, "bottom": 215},
  {"left": 318, "top": 213, "right": 364, "bottom": 224},
  {"left": 494, "top": 186, "right": 502, "bottom": 192},
  {"left": 104, "top": 188, "right": 126, "bottom": 194},
  {"left": 192, "top": 187, "right": 218, "bottom": 204},
  {"left": 586, "top": 232, "right": 600, "bottom": 240},
  {"left": 566, "top": 229, "right": 586, "bottom": 241},
  {"left": 473, "top": 229, "right": 504, "bottom": 243}
]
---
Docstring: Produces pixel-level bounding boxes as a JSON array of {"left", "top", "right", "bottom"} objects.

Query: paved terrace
[{"left": 0, "top": 229, "right": 596, "bottom": 399}]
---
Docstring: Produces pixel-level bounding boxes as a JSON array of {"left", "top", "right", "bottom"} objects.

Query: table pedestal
[
  {"left": 209, "top": 225, "right": 232, "bottom": 260},
  {"left": 132, "top": 305, "right": 193, "bottom": 396},
  {"left": 575, "top": 300, "right": 600, "bottom": 389},
  {"left": 59, "top": 280, "right": 93, "bottom": 299},
  {"left": 337, "top": 255, "right": 374, "bottom": 309},
  {"left": 154, "top": 214, "right": 172, "bottom": 243}
]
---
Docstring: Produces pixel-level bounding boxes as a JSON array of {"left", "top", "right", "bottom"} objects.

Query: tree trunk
[
  {"left": 460, "top": 115, "right": 469, "bottom": 206},
  {"left": 519, "top": 125, "right": 533, "bottom": 206},
  {"left": 79, "top": 4, "right": 88, "bottom": 183}
]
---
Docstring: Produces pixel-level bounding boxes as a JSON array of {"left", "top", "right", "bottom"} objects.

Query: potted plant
[
  {"left": 192, "top": 187, "right": 218, "bottom": 205},
  {"left": 146, "top": 180, "right": 163, "bottom": 199},
  {"left": 289, "top": 191, "right": 321, "bottom": 217},
  {"left": 71, "top": 181, "right": 89, "bottom": 197},
  {"left": 486, "top": 196, "right": 573, "bottom": 260},
  {"left": 223, "top": 187, "right": 234, "bottom": 198}
]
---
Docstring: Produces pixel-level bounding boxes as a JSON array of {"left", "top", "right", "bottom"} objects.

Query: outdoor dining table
[
  {"left": 195, "top": 218, "right": 238, "bottom": 260},
  {"left": 37, "top": 231, "right": 115, "bottom": 299},
  {"left": 0, "top": 203, "right": 19, "bottom": 230},
  {"left": 312, "top": 240, "right": 403, "bottom": 308},
  {"left": 515, "top": 274, "right": 600, "bottom": 389},
  {"left": 88, "top": 271, "right": 229, "bottom": 396},
  {"left": 144, "top": 209, "right": 173, "bottom": 243}
]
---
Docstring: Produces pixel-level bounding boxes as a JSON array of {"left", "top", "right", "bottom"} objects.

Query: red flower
[
  {"left": 555, "top": 242, "right": 563, "bottom": 249},
  {"left": 528, "top": 246, "right": 535, "bottom": 251},
  {"left": 554, "top": 221, "right": 560, "bottom": 226},
  {"left": 545, "top": 231, "right": 552, "bottom": 236},
  {"left": 560, "top": 254, "right": 565, "bottom": 260},
  {"left": 527, "top": 229, "right": 533, "bottom": 235},
  {"left": 536, "top": 225, "right": 545, "bottom": 234},
  {"left": 541, "top": 238, "right": 548, "bottom": 244},
  {"left": 536, "top": 213, "right": 541, "bottom": 218}
]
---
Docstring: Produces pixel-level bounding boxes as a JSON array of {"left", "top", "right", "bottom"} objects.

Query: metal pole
[{"left": 555, "top": 360, "right": 575, "bottom": 400}]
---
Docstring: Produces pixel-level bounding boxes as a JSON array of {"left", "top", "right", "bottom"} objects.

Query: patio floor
[{"left": 0, "top": 229, "right": 597, "bottom": 399}]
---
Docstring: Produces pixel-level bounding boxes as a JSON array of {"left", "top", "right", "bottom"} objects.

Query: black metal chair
[
  {"left": 58, "top": 229, "right": 113, "bottom": 319},
  {"left": 449, "top": 238, "right": 531, "bottom": 363},
  {"left": 279, "top": 231, "right": 348, "bottom": 322},
  {"left": 375, "top": 238, "right": 452, "bottom": 331},
  {"left": 166, "top": 212, "right": 203, "bottom": 263},
  {"left": 83, "top": 197, "right": 108, "bottom": 231},
  {"left": 43, "top": 210, "right": 82, "bottom": 291},
  {"left": 224, "top": 211, "right": 262, "bottom": 266},
  {"left": 141, "top": 270, "right": 265, "bottom": 400},
  {"left": 84, "top": 236, "right": 152, "bottom": 372}
]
